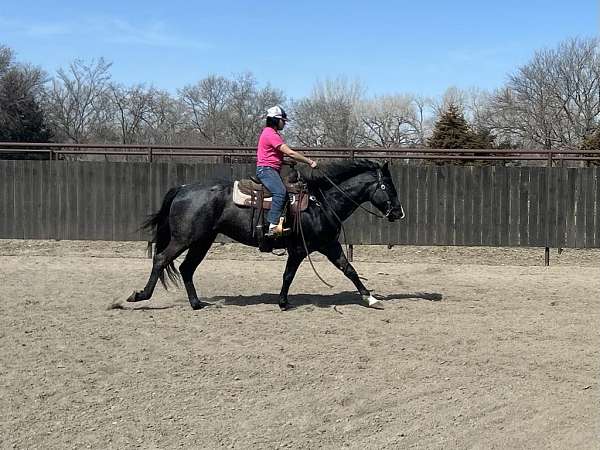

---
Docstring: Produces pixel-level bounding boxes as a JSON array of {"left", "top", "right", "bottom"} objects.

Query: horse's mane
[{"left": 297, "top": 158, "right": 379, "bottom": 190}]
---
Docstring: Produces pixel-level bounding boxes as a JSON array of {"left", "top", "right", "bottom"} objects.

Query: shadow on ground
[{"left": 207, "top": 291, "right": 442, "bottom": 308}]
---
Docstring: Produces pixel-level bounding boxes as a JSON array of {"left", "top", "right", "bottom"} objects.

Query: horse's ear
[{"left": 382, "top": 160, "right": 389, "bottom": 170}]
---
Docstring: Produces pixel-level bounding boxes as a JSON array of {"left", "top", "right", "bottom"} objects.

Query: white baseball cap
[{"left": 266, "top": 105, "right": 288, "bottom": 121}]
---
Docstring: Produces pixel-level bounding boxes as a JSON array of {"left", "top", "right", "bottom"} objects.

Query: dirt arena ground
[{"left": 1, "top": 240, "right": 599, "bottom": 449}]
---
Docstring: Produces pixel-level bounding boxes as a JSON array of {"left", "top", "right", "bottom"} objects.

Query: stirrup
[{"left": 266, "top": 217, "right": 290, "bottom": 237}]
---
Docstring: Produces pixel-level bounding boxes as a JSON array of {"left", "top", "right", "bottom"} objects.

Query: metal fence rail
[{"left": 1, "top": 142, "right": 600, "bottom": 164}]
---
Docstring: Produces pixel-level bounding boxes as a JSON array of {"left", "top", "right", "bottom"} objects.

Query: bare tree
[
  {"left": 290, "top": 77, "right": 364, "bottom": 147},
  {"left": 549, "top": 38, "right": 600, "bottom": 146},
  {"left": 179, "top": 75, "right": 230, "bottom": 144},
  {"left": 489, "top": 37, "right": 600, "bottom": 149},
  {"left": 110, "top": 83, "right": 155, "bottom": 144},
  {"left": 225, "top": 72, "right": 284, "bottom": 146},
  {"left": 43, "top": 58, "right": 112, "bottom": 143},
  {"left": 0, "top": 45, "right": 13, "bottom": 75},
  {"left": 431, "top": 86, "right": 469, "bottom": 118},
  {"left": 141, "top": 89, "right": 186, "bottom": 145},
  {"left": 358, "top": 94, "right": 429, "bottom": 148},
  {"left": 431, "top": 87, "right": 492, "bottom": 125}
]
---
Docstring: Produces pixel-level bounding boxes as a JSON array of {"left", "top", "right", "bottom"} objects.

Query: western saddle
[
  {"left": 232, "top": 169, "right": 310, "bottom": 251},
  {"left": 232, "top": 174, "right": 309, "bottom": 213}
]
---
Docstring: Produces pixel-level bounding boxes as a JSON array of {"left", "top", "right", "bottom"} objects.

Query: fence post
[
  {"left": 146, "top": 146, "right": 154, "bottom": 251},
  {"left": 544, "top": 151, "right": 553, "bottom": 266}
]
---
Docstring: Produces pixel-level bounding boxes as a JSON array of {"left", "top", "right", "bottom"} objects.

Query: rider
[{"left": 256, "top": 105, "right": 318, "bottom": 236}]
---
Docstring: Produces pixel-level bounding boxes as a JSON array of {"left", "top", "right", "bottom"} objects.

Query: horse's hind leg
[
  {"left": 128, "top": 240, "right": 186, "bottom": 303},
  {"left": 179, "top": 236, "right": 216, "bottom": 310}
]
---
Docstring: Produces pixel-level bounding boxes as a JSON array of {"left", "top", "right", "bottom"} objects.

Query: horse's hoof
[
  {"left": 362, "top": 294, "right": 384, "bottom": 309},
  {"left": 126, "top": 291, "right": 138, "bottom": 302},
  {"left": 190, "top": 300, "right": 211, "bottom": 310},
  {"left": 190, "top": 301, "right": 203, "bottom": 310},
  {"left": 279, "top": 302, "right": 295, "bottom": 311}
]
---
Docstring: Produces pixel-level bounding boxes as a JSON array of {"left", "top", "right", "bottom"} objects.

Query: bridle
[
  {"left": 316, "top": 167, "right": 405, "bottom": 220},
  {"left": 376, "top": 168, "right": 394, "bottom": 219}
]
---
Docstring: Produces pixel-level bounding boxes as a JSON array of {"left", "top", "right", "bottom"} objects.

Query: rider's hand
[{"left": 309, "top": 159, "right": 318, "bottom": 169}]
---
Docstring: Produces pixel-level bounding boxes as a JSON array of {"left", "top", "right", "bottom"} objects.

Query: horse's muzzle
[{"left": 387, "top": 205, "right": 405, "bottom": 222}]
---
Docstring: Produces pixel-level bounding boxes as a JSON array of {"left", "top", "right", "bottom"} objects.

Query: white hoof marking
[{"left": 363, "top": 295, "right": 381, "bottom": 307}]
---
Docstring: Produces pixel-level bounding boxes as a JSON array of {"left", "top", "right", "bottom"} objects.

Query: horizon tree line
[{"left": 1, "top": 36, "right": 599, "bottom": 153}]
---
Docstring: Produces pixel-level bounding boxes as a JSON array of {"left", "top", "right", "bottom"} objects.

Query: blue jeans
[{"left": 256, "top": 166, "right": 287, "bottom": 225}]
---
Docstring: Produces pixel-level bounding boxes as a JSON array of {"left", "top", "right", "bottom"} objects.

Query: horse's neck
[
  {"left": 312, "top": 160, "right": 375, "bottom": 186},
  {"left": 320, "top": 172, "right": 374, "bottom": 222}
]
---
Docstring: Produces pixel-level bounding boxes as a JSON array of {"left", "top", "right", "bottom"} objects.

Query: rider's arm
[{"left": 279, "top": 144, "right": 317, "bottom": 168}]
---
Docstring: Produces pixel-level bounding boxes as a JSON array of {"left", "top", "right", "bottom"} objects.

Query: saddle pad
[
  {"left": 232, "top": 181, "right": 309, "bottom": 212},
  {"left": 233, "top": 181, "right": 272, "bottom": 208}
]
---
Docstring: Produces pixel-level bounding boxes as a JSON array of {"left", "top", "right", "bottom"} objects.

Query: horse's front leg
[
  {"left": 279, "top": 251, "right": 305, "bottom": 311},
  {"left": 319, "top": 242, "right": 381, "bottom": 308}
]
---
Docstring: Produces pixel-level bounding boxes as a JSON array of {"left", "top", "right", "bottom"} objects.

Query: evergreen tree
[
  {"left": 428, "top": 103, "right": 475, "bottom": 149},
  {"left": 0, "top": 80, "right": 52, "bottom": 142},
  {"left": 580, "top": 128, "right": 600, "bottom": 166},
  {"left": 427, "top": 104, "right": 501, "bottom": 165},
  {"left": 0, "top": 46, "right": 52, "bottom": 142},
  {"left": 581, "top": 128, "right": 600, "bottom": 151},
  {"left": 471, "top": 126, "right": 496, "bottom": 149}
]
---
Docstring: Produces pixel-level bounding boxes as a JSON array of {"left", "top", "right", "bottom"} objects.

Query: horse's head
[{"left": 368, "top": 161, "right": 405, "bottom": 222}]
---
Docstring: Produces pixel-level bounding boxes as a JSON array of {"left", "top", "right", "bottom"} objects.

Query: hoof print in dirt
[
  {"left": 421, "top": 292, "right": 443, "bottom": 301},
  {"left": 107, "top": 299, "right": 125, "bottom": 310}
]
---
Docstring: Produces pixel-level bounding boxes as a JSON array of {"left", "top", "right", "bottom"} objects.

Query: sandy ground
[{"left": 0, "top": 240, "right": 599, "bottom": 449}]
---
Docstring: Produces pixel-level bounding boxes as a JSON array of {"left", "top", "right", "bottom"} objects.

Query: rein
[
  {"left": 314, "top": 167, "right": 394, "bottom": 219},
  {"left": 297, "top": 208, "right": 334, "bottom": 289}
]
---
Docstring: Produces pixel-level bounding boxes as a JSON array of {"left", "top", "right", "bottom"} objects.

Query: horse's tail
[{"left": 141, "top": 186, "right": 182, "bottom": 289}]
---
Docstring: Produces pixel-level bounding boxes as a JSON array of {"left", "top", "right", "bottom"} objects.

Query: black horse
[{"left": 127, "top": 159, "right": 405, "bottom": 310}]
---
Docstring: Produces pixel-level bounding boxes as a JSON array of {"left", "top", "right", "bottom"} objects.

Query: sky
[{"left": 1, "top": 1, "right": 598, "bottom": 101}]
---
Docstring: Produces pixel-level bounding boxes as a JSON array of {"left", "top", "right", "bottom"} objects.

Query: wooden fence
[{"left": 0, "top": 160, "right": 598, "bottom": 249}]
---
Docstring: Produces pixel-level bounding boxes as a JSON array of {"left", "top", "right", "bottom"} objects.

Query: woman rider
[{"left": 256, "top": 106, "right": 318, "bottom": 236}]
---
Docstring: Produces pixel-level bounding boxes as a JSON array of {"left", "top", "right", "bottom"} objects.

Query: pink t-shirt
[{"left": 257, "top": 127, "right": 285, "bottom": 170}]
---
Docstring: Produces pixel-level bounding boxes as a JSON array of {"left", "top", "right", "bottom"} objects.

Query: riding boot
[{"left": 266, "top": 217, "right": 291, "bottom": 237}]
